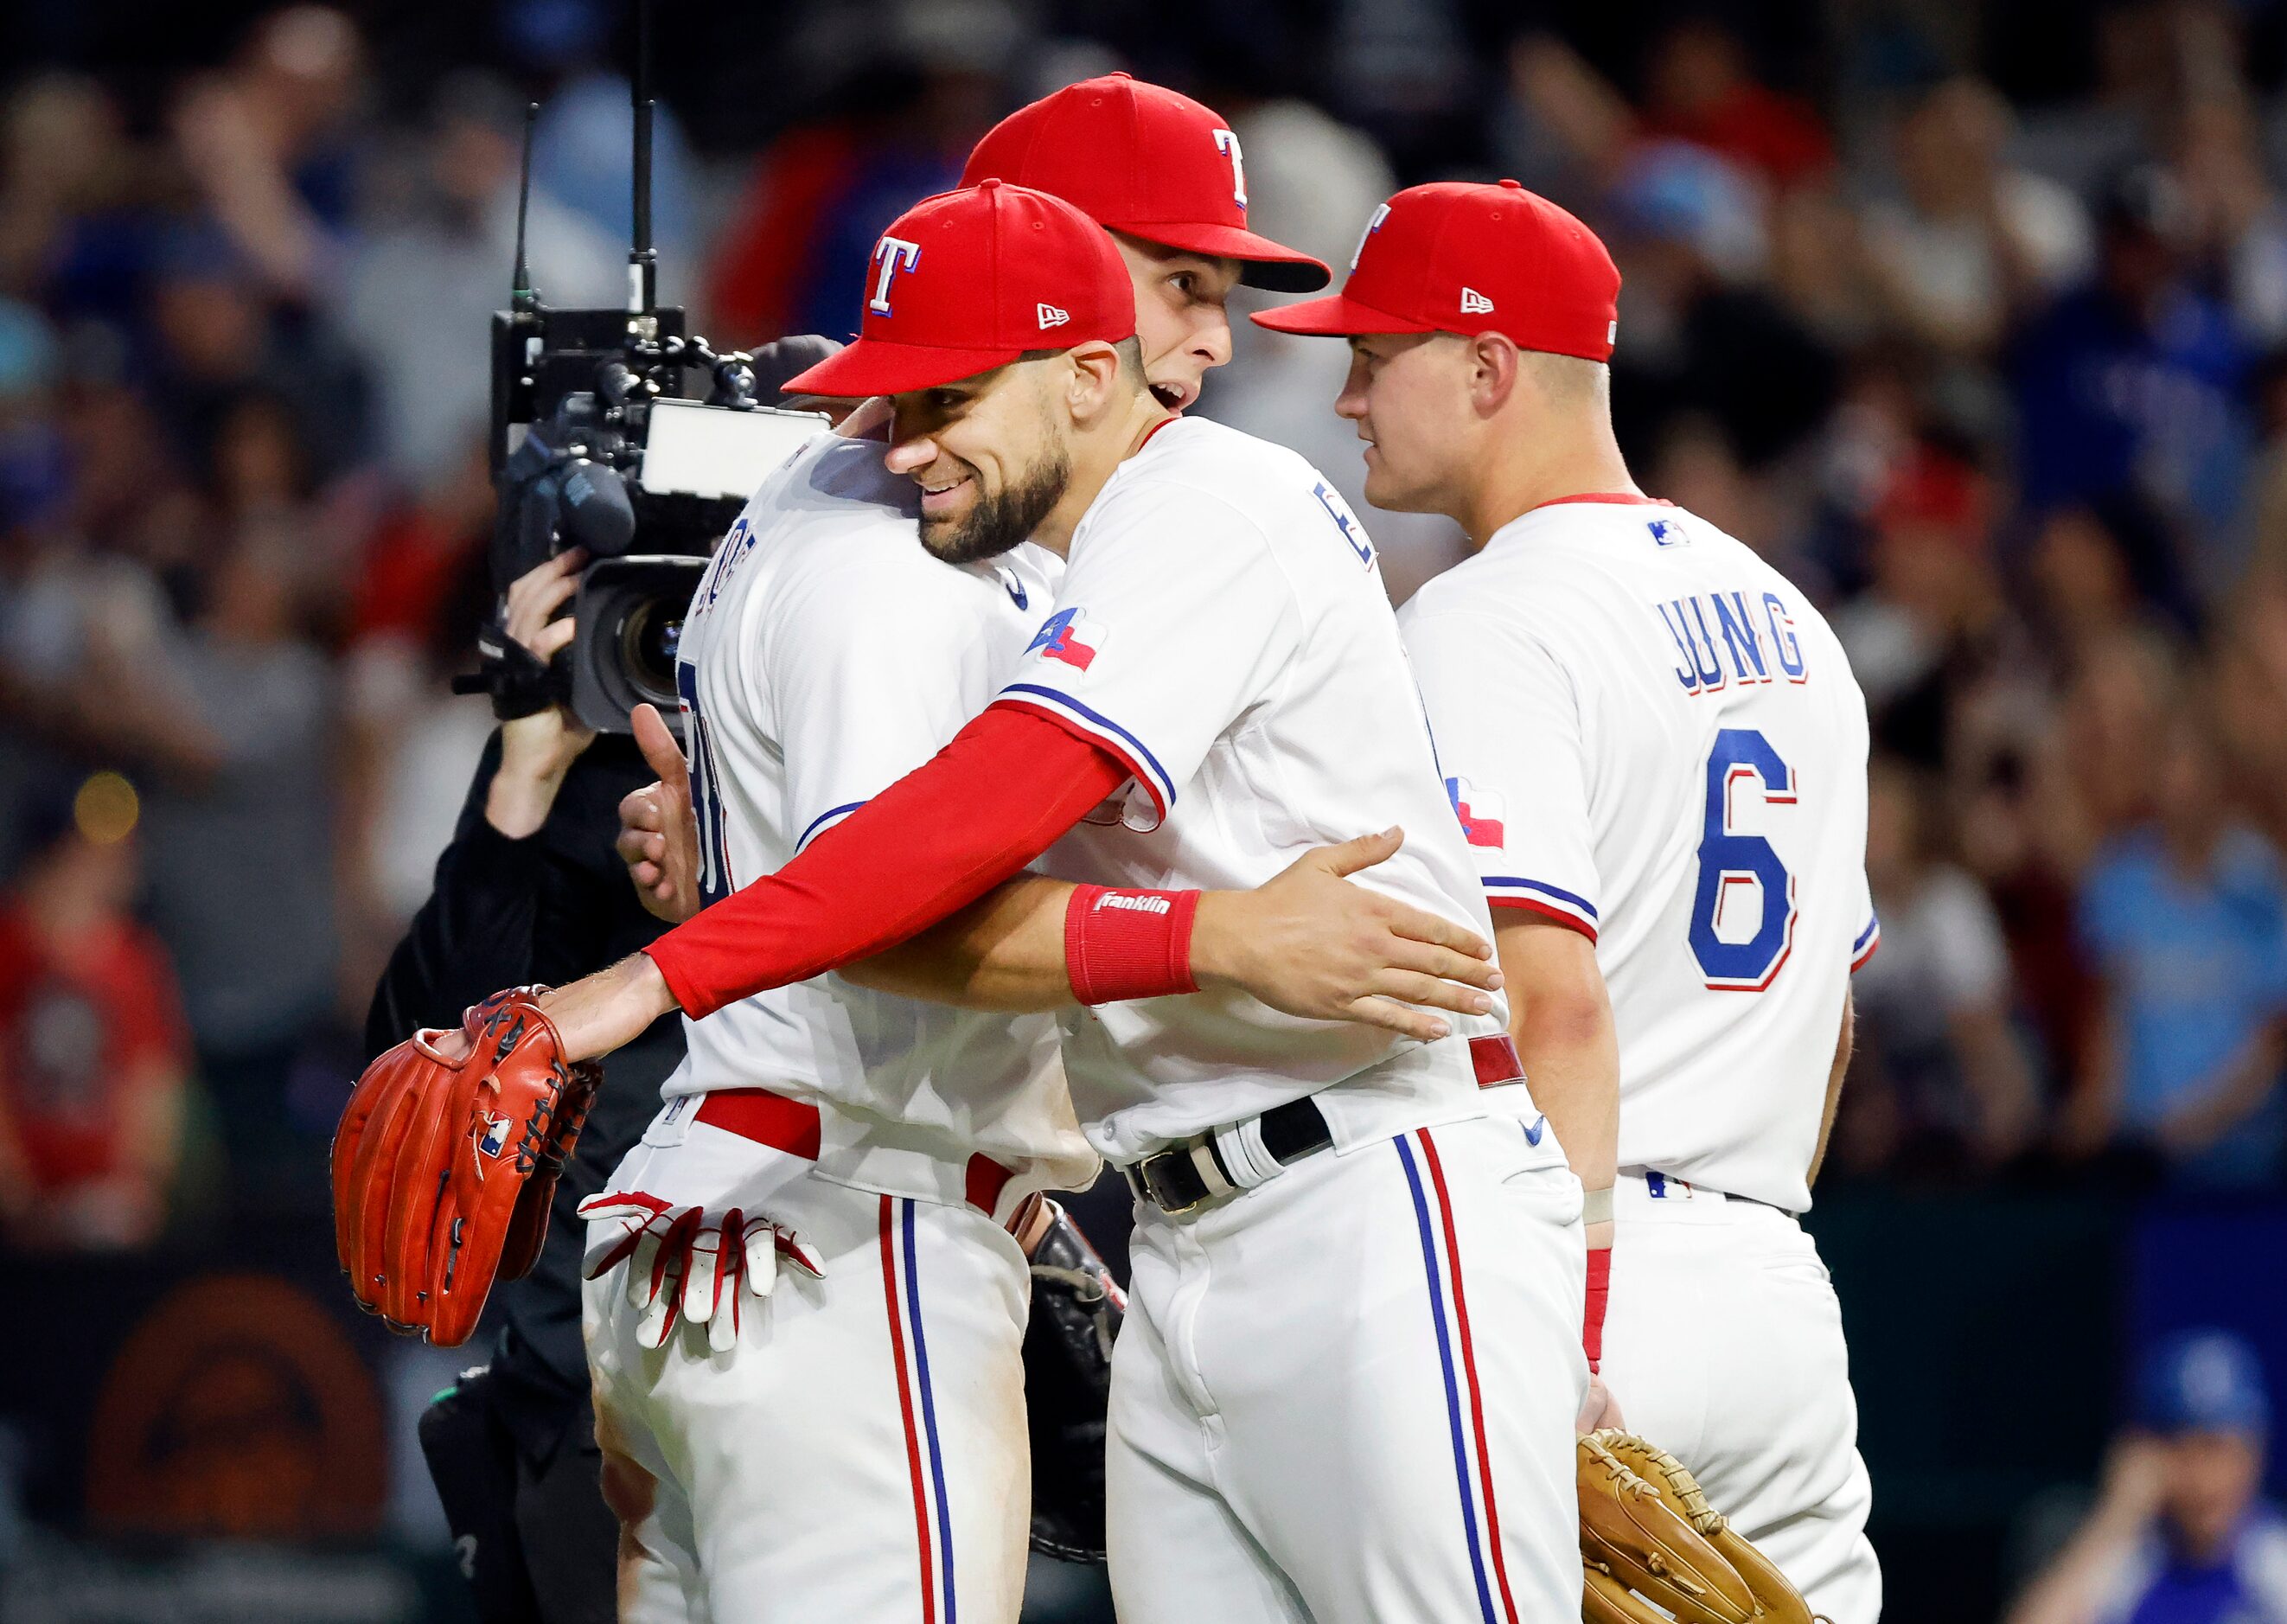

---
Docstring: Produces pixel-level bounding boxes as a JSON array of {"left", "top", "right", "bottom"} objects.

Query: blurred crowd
[{"left": 9, "top": 0, "right": 2287, "bottom": 1254}]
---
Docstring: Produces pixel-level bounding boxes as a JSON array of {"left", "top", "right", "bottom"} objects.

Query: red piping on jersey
[
  {"left": 1138, "top": 415, "right": 1179, "bottom": 450},
  {"left": 645, "top": 706, "right": 1131, "bottom": 1020},
  {"left": 1487, "top": 894, "right": 1600, "bottom": 943}
]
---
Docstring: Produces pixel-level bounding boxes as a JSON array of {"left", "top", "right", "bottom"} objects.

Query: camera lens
[{"left": 617, "top": 596, "right": 685, "bottom": 707}]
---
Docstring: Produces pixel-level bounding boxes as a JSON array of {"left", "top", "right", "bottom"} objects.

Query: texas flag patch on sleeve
[
  {"left": 1445, "top": 776, "right": 1506, "bottom": 848},
  {"left": 1025, "top": 607, "right": 1107, "bottom": 677}
]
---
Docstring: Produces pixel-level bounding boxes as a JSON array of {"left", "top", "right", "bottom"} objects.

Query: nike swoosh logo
[
  {"left": 998, "top": 569, "right": 1027, "bottom": 609},
  {"left": 1523, "top": 1115, "right": 1547, "bottom": 1146}
]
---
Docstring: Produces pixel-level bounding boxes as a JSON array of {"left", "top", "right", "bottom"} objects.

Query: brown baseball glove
[
  {"left": 1579, "top": 1429, "right": 1819, "bottom": 1624},
  {"left": 332, "top": 987, "right": 602, "bottom": 1346}
]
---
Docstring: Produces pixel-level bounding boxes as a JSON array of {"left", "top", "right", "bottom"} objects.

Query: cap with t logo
[
  {"left": 781, "top": 180, "right": 1137, "bottom": 399},
  {"left": 961, "top": 74, "right": 1329, "bottom": 292},
  {"left": 1251, "top": 180, "right": 1620, "bottom": 361}
]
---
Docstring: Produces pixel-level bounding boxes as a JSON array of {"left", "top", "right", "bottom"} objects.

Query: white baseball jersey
[
  {"left": 666, "top": 428, "right": 1096, "bottom": 1192},
  {"left": 1401, "top": 497, "right": 1875, "bottom": 1212},
  {"left": 995, "top": 416, "right": 1514, "bottom": 1163}
]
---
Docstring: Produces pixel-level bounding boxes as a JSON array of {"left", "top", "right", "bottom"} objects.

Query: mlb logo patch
[
  {"left": 1445, "top": 776, "right": 1506, "bottom": 848},
  {"left": 1026, "top": 607, "right": 1105, "bottom": 675},
  {"left": 1648, "top": 517, "right": 1684, "bottom": 547},
  {"left": 477, "top": 1113, "right": 514, "bottom": 1158}
]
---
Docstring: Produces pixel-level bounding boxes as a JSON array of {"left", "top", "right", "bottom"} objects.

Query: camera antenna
[
  {"left": 628, "top": 0, "right": 657, "bottom": 318},
  {"left": 512, "top": 101, "right": 539, "bottom": 313}
]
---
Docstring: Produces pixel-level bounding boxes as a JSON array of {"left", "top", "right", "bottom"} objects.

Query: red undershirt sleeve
[{"left": 645, "top": 702, "right": 1132, "bottom": 1019}]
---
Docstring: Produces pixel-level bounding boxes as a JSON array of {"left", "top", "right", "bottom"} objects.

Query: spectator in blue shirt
[
  {"left": 2072, "top": 718, "right": 2287, "bottom": 1188},
  {"left": 2009, "top": 1330, "right": 2287, "bottom": 1624},
  {"left": 2011, "top": 166, "right": 2253, "bottom": 619}
]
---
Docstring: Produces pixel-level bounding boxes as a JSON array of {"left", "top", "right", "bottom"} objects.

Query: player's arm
[
  {"left": 1496, "top": 916, "right": 1619, "bottom": 1199},
  {"left": 547, "top": 703, "right": 1498, "bottom": 1059},
  {"left": 622, "top": 718, "right": 1495, "bottom": 1022},
  {"left": 1495, "top": 912, "right": 1620, "bottom": 1423},
  {"left": 1401, "top": 604, "right": 1619, "bottom": 1365},
  {"left": 849, "top": 828, "right": 1499, "bottom": 1017}
]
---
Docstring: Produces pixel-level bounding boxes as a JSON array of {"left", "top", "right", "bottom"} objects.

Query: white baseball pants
[
  {"left": 1598, "top": 1173, "right": 1881, "bottom": 1624},
  {"left": 585, "top": 1161, "right": 1032, "bottom": 1624},
  {"left": 1106, "top": 1110, "right": 1587, "bottom": 1624}
]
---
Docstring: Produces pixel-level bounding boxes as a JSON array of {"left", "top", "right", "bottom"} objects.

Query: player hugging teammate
[{"left": 340, "top": 76, "right": 1881, "bottom": 1624}]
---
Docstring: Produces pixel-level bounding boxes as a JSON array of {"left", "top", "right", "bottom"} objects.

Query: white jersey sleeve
[
  {"left": 1403, "top": 609, "right": 1601, "bottom": 941},
  {"left": 995, "top": 473, "right": 1303, "bottom": 827}
]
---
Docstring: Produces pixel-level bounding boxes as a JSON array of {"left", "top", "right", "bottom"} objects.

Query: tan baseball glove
[{"left": 1579, "top": 1429, "right": 1819, "bottom": 1624}]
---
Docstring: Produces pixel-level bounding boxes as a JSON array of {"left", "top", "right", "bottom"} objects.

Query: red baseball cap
[
  {"left": 781, "top": 180, "right": 1136, "bottom": 399},
  {"left": 1253, "top": 181, "right": 1620, "bottom": 361},
  {"left": 961, "top": 74, "right": 1330, "bottom": 293}
]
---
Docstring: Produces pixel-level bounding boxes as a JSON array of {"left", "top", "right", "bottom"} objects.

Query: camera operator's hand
[
  {"left": 616, "top": 703, "right": 704, "bottom": 923},
  {"left": 485, "top": 550, "right": 597, "bottom": 840}
]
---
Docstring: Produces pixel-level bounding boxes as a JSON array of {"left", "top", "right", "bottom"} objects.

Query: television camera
[{"left": 459, "top": 71, "right": 827, "bottom": 738}]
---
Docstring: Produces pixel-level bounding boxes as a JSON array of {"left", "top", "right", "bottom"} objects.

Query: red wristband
[
  {"left": 1064, "top": 886, "right": 1201, "bottom": 1005},
  {"left": 1583, "top": 1245, "right": 1612, "bottom": 1372}
]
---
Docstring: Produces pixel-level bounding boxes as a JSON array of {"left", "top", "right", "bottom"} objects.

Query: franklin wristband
[{"left": 1064, "top": 885, "right": 1201, "bottom": 1005}]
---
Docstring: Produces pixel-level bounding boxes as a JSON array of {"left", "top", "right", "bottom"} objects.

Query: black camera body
[{"left": 479, "top": 299, "right": 826, "bottom": 737}]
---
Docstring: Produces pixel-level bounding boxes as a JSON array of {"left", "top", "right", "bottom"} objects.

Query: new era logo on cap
[
  {"left": 1460, "top": 286, "right": 1494, "bottom": 315},
  {"left": 1037, "top": 303, "right": 1070, "bottom": 329}
]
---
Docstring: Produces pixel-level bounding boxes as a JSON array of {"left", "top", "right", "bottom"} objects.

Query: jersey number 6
[{"left": 1690, "top": 727, "right": 1797, "bottom": 992}]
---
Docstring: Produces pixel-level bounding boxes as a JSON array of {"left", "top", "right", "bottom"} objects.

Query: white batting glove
[
  {"left": 578, "top": 1195, "right": 826, "bottom": 1352},
  {"left": 690, "top": 1208, "right": 828, "bottom": 1352}
]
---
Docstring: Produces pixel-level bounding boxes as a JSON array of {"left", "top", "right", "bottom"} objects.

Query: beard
[{"left": 918, "top": 444, "right": 1070, "bottom": 565}]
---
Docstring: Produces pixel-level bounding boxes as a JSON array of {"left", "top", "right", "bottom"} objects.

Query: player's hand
[
  {"left": 489, "top": 550, "right": 596, "bottom": 837},
  {"left": 1191, "top": 827, "right": 1502, "bottom": 1043},
  {"left": 1575, "top": 1372, "right": 1626, "bottom": 1434},
  {"left": 617, "top": 703, "right": 702, "bottom": 922}
]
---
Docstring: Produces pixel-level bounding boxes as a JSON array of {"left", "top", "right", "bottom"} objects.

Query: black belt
[
  {"left": 1124, "top": 1096, "right": 1332, "bottom": 1216},
  {"left": 1121, "top": 1036, "right": 1528, "bottom": 1218}
]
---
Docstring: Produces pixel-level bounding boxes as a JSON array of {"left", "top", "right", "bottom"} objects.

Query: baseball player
[
  {"left": 540, "top": 180, "right": 1589, "bottom": 1624},
  {"left": 1255, "top": 180, "right": 1883, "bottom": 1621},
  {"left": 577, "top": 126, "right": 1517, "bottom": 1624}
]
